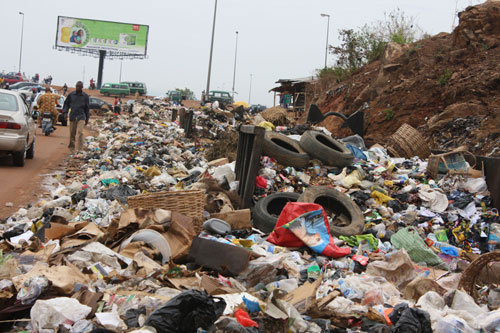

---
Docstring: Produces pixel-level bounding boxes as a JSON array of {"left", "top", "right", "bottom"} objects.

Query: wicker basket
[
  {"left": 458, "top": 251, "right": 500, "bottom": 303},
  {"left": 387, "top": 124, "right": 431, "bottom": 159},
  {"left": 127, "top": 190, "right": 205, "bottom": 220},
  {"left": 427, "top": 146, "right": 476, "bottom": 179}
]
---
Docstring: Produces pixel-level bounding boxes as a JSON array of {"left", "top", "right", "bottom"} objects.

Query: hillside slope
[{"left": 310, "top": 0, "right": 500, "bottom": 157}]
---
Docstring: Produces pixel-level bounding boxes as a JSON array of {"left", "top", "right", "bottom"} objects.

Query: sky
[{"left": 1, "top": 0, "right": 484, "bottom": 106}]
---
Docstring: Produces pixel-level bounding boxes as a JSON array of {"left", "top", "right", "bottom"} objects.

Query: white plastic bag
[{"left": 31, "top": 297, "right": 91, "bottom": 331}]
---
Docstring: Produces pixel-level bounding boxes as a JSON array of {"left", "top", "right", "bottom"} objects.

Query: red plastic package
[
  {"left": 235, "top": 308, "right": 258, "bottom": 327},
  {"left": 255, "top": 176, "right": 268, "bottom": 189},
  {"left": 267, "top": 202, "right": 350, "bottom": 258}
]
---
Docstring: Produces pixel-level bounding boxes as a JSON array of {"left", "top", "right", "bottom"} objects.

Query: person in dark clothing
[{"left": 63, "top": 81, "right": 89, "bottom": 153}]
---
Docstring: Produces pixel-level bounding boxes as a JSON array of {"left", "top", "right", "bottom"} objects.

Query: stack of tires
[
  {"left": 262, "top": 130, "right": 354, "bottom": 169},
  {"left": 255, "top": 129, "right": 362, "bottom": 236}
]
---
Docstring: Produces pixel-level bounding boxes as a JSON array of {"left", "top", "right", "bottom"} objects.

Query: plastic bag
[
  {"left": 234, "top": 308, "right": 258, "bottom": 327},
  {"left": 267, "top": 202, "right": 350, "bottom": 258},
  {"left": 31, "top": 297, "right": 91, "bottom": 331},
  {"left": 103, "top": 184, "right": 136, "bottom": 204},
  {"left": 144, "top": 290, "right": 226, "bottom": 333},
  {"left": 391, "top": 227, "right": 443, "bottom": 266},
  {"left": 434, "top": 315, "right": 475, "bottom": 333}
]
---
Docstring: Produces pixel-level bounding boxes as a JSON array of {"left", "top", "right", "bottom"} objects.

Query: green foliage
[
  {"left": 317, "top": 65, "right": 352, "bottom": 82},
  {"left": 174, "top": 87, "right": 196, "bottom": 100},
  {"left": 325, "top": 8, "right": 424, "bottom": 81},
  {"left": 439, "top": 69, "right": 453, "bottom": 86},
  {"left": 384, "top": 108, "right": 394, "bottom": 120},
  {"left": 480, "top": 42, "right": 489, "bottom": 51},
  {"left": 406, "top": 43, "right": 422, "bottom": 57}
]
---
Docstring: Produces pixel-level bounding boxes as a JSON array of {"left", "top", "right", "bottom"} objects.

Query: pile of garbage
[{"left": 0, "top": 100, "right": 499, "bottom": 332}]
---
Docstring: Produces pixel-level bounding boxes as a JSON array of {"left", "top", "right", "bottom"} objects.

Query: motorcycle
[{"left": 41, "top": 112, "right": 54, "bottom": 136}]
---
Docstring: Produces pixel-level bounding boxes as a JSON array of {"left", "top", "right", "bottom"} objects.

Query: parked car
[
  {"left": 31, "top": 92, "right": 66, "bottom": 126},
  {"left": 89, "top": 97, "right": 112, "bottom": 111},
  {"left": 166, "top": 90, "right": 183, "bottom": 104},
  {"left": 204, "top": 90, "right": 233, "bottom": 105},
  {"left": 100, "top": 83, "right": 130, "bottom": 97},
  {"left": 3, "top": 74, "right": 26, "bottom": 85},
  {"left": 249, "top": 104, "right": 267, "bottom": 114},
  {"left": 17, "top": 85, "right": 43, "bottom": 101},
  {"left": 0, "top": 90, "right": 36, "bottom": 166},
  {"left": 10, "top": 82, "right": 39, "bottom": 91},
  {"left": 122, "top": 81, "right": 147, "bottom": 95}
]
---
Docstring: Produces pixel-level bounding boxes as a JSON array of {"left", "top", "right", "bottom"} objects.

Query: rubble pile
[
  {"left": 0, "top": 99, "right": 499, "bottom": 333},
  {"left": 311, "top": 0, "right": 500, "bottom": 157}
]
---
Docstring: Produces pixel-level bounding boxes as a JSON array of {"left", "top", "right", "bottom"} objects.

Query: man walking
[{"left": 63, "top": 81, "right": 89, "bottom": 153}]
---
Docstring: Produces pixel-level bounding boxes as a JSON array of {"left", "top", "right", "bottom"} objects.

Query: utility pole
[
  {"left": 320, "top": 13, "right": 330, "bottom": 68},
  {"left": 231, "top": 31, "right": 239, "bottom": 100},
  {"left": 18, "top": 12, "right": 25, "bottom": 74},
  {"left": 119, "top": 60, "right": 123, "bottom": 82},
  {"left": 248, "top": 74, "right": 253, "bottom": 105},
  {"left": 205, "top": 0, "right": 218, "bottom": 102}
]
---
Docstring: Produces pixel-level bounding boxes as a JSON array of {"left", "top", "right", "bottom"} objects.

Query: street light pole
[
  {"left": 248, "top": 74, "right": 253, "bottom": 105},
  {"left": 231, "top": 31, "right": 239, "bottom": 101},
  {"left": 18, "top": 12, "right": 25, "bottom": 74},
  {"left": 119, "top": 60, "right": 123, "bottom": 82},
  {"left": 320, "top": 13, "right": 330, "bottom": 68},
  {"left": 205, "top": 0, "right": 218, "bottom": 102}
]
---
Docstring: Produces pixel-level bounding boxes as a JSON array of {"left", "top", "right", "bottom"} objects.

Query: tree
[
  {"left": 174, "top": 87, "right": 196, "bottom": 100},
  {"left": 322, "top": 8, "right": 424, "bottom": 81}
]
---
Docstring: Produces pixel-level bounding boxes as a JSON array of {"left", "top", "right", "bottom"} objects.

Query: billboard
[{"left": 55, "top": 16, "right": 149, "bottom": 56}]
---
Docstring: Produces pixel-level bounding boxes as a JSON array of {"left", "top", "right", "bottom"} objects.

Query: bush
[
  {"left": 439, "top": 69, "right": 453, "bottom": 86},
  {"left": 384, "top": 108, "right": 394, "bottom": 120},
  {"left": 327, "top": 8, "right": 424, "bottom": 78}
]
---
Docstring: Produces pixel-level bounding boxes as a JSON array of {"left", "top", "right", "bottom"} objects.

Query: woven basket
[
  {"left": 127, "top": 190, "right": 205, "bottom": 220},
  {"left": 427, "top": 146, "right": 476, "bottom": 179},
  {"left": 458, "top": 251, "right": 500, "bottom": 303},
  {"left": 387, "top": 124, "right": 431, "bottom": 159}
]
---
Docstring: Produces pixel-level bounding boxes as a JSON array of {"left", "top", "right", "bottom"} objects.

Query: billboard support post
[{"left": 97, "top": 50, "right": 106, "bottom": 90}]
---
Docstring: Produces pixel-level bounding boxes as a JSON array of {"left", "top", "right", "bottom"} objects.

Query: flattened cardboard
[
  {"left": 212, "top": 209, "right": 252, "bottom": 229},
  {"left": 284, "top": 276, "right": 322, "bottom": 314},
  {"left": 12, "top": 262, "right": 90, "bottom": 295}
]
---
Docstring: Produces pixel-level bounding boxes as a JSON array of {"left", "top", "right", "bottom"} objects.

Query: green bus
[
  {"left": 122, "top": 81, "right": 147, "bottom": 96},
  {"left": 100, "top": 83, "right": 130, "bottom": 97}
]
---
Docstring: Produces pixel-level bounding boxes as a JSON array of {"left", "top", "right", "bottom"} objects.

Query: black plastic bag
[
  {"left": 102, "top": 185, "right": 136, "bottom": 204},
  {"left": 144, "top": 290, "right": 226, "bottom": 333},
  {"left": 392, "top": 306, "right": 432, "bottom": 333}
]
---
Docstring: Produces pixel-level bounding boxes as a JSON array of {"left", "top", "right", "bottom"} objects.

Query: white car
[{"left": 0, "top": 89, "right": 36, "bottom": 166}]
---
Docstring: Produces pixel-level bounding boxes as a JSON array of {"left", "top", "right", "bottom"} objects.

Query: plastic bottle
[
  {"left": 313, "top": 161, "right": 321, "bottom": 176},
  {"left": 266, "top": 278, "right": 298, "bottom": 293},
  {"left": 338, "top": 279, "right": 360, "bottom": 300}
]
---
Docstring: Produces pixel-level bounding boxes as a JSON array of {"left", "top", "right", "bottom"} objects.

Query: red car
[{"left": 3, "top": 74, "right": 26, "bottom": 85}]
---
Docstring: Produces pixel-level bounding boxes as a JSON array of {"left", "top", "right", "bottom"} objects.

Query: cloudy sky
[{"left": 1, "top": 0, "right": 483, "bottom": 105}]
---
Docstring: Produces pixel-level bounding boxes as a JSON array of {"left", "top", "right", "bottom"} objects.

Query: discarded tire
[
  {"left": 298, "top": 186, "right": 364, "bottom": 236},
  {"left": 300, "top": 131, "right": 353, "bottom": 167},
  {"left": 262, "top": 132, "right": 310, "bottom": 169},
  {"left": 252, "top": 192, "right": 300, "bottom": 233}
]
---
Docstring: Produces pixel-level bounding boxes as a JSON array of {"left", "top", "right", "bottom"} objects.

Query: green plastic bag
[{"left": 391, "top": 227, "right": 443, "bottom": 266}]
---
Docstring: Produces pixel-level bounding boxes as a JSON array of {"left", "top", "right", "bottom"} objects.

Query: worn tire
[
  {"left": 252, "top": 192, "right": 300, "bottom": 233},
  {"left": 12, "top": 146, "right": 26, "bottom": 167},
  {"left": 300, "top": 130, "right": 353, "bottom": 167},
  {"left": 298, "top": 186, "right": 364, "bottom": 236},
  {"left": 262, "top": 132, "right": 310, "bottom": 169},
  {"left": 26, "top": 140, "right": 35, "bottom": 159}
]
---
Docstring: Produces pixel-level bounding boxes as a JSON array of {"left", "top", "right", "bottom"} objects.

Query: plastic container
[{"left": 203, "top": 218, "right": 231, "bottom": 236}]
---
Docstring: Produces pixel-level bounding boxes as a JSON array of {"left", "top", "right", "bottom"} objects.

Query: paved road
[{"left": 0, "top": 124, "right": 71, "bottom": 219}]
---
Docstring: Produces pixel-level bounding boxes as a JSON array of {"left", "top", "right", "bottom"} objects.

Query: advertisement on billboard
[{"left": 55, "top": 16, "right": 149, "bottom": 55}]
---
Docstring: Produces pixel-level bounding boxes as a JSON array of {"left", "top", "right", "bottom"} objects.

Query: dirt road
[{"left": 0, "top": 125, "right": 71, "bottom": 219}]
